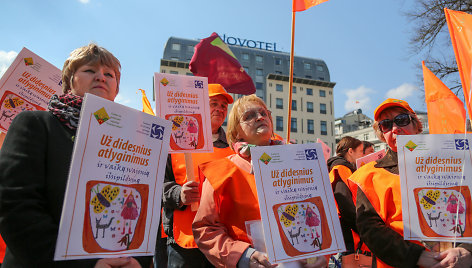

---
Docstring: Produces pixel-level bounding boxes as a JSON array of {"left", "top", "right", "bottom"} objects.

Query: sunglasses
[{"left": 378, "top": 114, "right": 412, "bottom": 133}]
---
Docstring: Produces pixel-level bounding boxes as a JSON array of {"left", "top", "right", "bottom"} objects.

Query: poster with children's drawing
[
  {"left": 55, "top": 93, "right": 171, "bottom": 260},
  {"left": 154, "top": 73, "right": 212, "bottom": 153},
  {"left": 0, "top": 47, "right": 62, "bottom": 133},
  {"left": 252, "top": 143, "right": 345, "bottom": 263},
  {"left": 398, "top": 134, "right": 472, "bottom": 243}
]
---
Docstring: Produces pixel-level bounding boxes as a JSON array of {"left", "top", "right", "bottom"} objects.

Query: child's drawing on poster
[
  {"left": 0, "top": 91, "right": 39, "bottom": 129},
  {"left": 273, "top": 197, "right": 332, "bottom": 257},
  {"left": 83, "top": 181, "right": 149, "bottom": 252},
  {"left": 166, "top": 114, "right": 204, "bottom": 150},
  {"left": 414, "top": 187, "right": 471, "bottom": 238}
]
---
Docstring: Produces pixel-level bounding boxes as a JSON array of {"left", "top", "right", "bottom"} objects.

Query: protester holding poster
[
  {"left": 326, "top": 136, "right": 365, "bottom": 253},
  {"left": 349, "top": 98, "right": 472, "bottom": 268},
  {"left": 0, "top": 44, "right": 150, "bottom": 267},
  {"left": 162, "top": 84, "right": 234, "bottom": 267},
  {"left": 192, "top": 95, "right": 327, "bottom": 268}
]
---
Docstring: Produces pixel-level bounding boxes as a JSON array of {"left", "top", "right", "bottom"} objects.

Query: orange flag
[
  {"left": 293, "top": 0, "right": 329, "bottom": 12},
  {"left": 444, "top": 8, "right": 472, "bottom": 122},
  {"left": 138, "top": 89, "right": 155, "bottom": 115},
  {"left": 423, "top": 61, "right": 466, "bottom": 134}
]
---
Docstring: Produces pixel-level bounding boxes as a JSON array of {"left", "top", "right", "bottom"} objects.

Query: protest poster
[
  {"left": 0, "top": 47, "right": 62, "bottom": 132},
  {"left": 398, "top": 134, "right": 472, "bottom": 243},
  {"left": 55, "top": 93, "right": 171, "bottom": 260},
  {"left": 251, "top": 143, "right": 345, "bottom": 263},
  {"left": 356, "top": 149, "right": 386, "bottom": 169},
  {"left": 154, "top": 73, "right": 212, "bottom": 153},
  {"left": 316, "top": 138, "right": 331, "bottom": 163}
]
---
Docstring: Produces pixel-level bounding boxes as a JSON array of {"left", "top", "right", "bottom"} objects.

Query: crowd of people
[{"left": 0, "top": 43, "right": 471, "bottom": 268}]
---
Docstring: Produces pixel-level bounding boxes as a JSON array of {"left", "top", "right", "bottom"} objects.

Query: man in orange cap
[{"left": 161, "top": 84, "right": 234, "bottom": 267}]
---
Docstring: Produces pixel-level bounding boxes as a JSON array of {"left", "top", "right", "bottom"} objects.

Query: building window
[
  {"left": 256, "top": 55, "right": 263, "bottom": 63},
  {"left": 307, "top": 102, "right": 313, "bottom": 112},
  {"left": 321, "top": 121, "right": 327, "bottom": 135},
  {"left": 171, "top": 57, "right": 179, "bottom": 61},
  {"left": 291, "top": 118, "right": 297, "bottom": 133},
  {"left": 305, "top": 75, "right": 312, "bottom": 79},
  {"left": 275, "top": 71, "right": 282, "bottom": 74},
  {"left": 306, "top": 88, "right": 313, "bottom": 95},
  {"left": 292, "top": 86, "right": 296, "bottom": 93},
  {"left": 320, "top": 103, "right": 327, "bottom": 114},
  {"left": 187, "top": 45, "right": 194, "bottom": 53},
  {"left": 186, "top": 72, "right": 193, "bottom": 76},
  {"left": 316, "top": 65, "right": 324, "bottom": 72},
  {"left": 171, "top": 43, "right": 181, "bottom": 51},
  {"left": 242, "top": 53, "right": 249, "bottom": 61},
  {"left": 170, "top": 71, "right": 178, "bottom": 74},
  {"left": 276, "top": 98, "right": 283, "bottom": 109},
  {"left": 276, "top": 116, "right": 283, "bottom": 131},
  {"left": 292, "top": 100, "right": 297, "bottom": 111},
  {"left": 307, "top": 119, "right": 314, "bottom": 134},
  {"left": 364, "top": 133, "right": 369, "bottom": 141},
  {"left": 276, "top": 84, "right": 283, "bottom": 92},
  {"left": 256, "top": 69, "right": 263, "bottom": 76},
  {"left": 275, "top": 58, "right": 282, "bottom": 65},
  {"left": 256, "top": 82, "right": 263, "bottom": 89},
  {"left": 319, "top": 90, "right": 326, "bottom": 97},
  {"left": 304, "top": 63, "right": 312, "bottom": 70},
  {"left": 243, "top": 66, "right": 249, "bottom": 73}
]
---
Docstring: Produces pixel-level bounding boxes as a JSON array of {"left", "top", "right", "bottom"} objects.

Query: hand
[
  {"left": 298, "top": 256, "right": 328, "bottom": 268},
  {"left": 249, "top": 251, "right": 278, "bottom": 268},
  {"left": 94, "top": 257, "right": 141, "bottom": 268},
  {"left": 432, "top": 247, "right": 472, "bottom": 268},
  {"left": 180, "top": 181, "right": 200, "bottom": 205},
  {"left": 417, "top": 250, "right": 440, "bottom": 267}
]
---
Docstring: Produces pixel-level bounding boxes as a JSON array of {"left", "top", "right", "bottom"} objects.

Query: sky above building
[{"left": 1, "top": 0, "right": 431, "bottom": 119}]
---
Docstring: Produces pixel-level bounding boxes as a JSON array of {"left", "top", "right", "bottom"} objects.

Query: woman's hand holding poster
[
  {"left": 251, "top": 143, "right": 345, "bottom": 263},
  {"left": 398, "top": 134, "right": 472, "bottom": 243},
  {"left": 54, "top": 93, "right": 171, "bottom": 260}
]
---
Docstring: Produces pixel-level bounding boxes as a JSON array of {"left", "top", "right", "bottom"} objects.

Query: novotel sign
[{"left": 221, "top": 34, "right": 280, "bottom": 52}]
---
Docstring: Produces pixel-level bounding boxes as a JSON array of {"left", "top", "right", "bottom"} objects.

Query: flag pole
[{"left": 286, "top": 4, "right": 296, "bottom": 144}]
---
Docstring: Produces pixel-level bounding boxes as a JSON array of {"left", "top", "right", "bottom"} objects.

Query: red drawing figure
[
  {"left": 447, "top": 193, "right": 465, "bottom": 214},
  {"left": 305, "top": 205, "right": 320, "bottom": 239},
  {"left": 121, "top": 192, "right": 138, "bottom": 234},
  {"left": 187, "top": 119, "right": 198, "bottom": 133}
]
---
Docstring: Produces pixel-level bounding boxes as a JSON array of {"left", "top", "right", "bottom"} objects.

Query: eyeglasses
[
  {"left": 378, "top": 114, "right": 412, "bottom": 133},
  {"left": 241, "top": 109, "right": 271, "bottom": 123}
]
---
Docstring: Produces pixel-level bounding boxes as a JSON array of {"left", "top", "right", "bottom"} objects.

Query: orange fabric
[
  {"left": 171, "top": 147, "right": 234, "bottom": 248},
  {"left": 445, "top": 8, "right": 472, "bottom": 123},
  {"left": 374, "top": 98, "right": 415, "bottom": 121},
  {"left": 0, "top": 235, "right": 5, "bottom": 262},
  {"left": 138, "top": 89, "right": 155, "bottom": 116},
  {"left": 329, "top": 165, "right": 352, "bottom": 184},
  {"left": 423, "top": 61, "right": 467, "bottom": 134},
  {"left": 348, "top": 162, "right": 422, "bottom": 268},
  {"left": 199, "top": 157, "right": 261, "bottom": 243},
  {"left": 293, "top": 0, "right": 329, "bottom": 12}
]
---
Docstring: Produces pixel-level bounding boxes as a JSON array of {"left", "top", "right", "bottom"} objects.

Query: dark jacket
[{"left": 0, "top": 111, "right": 151, "bottom": 268}]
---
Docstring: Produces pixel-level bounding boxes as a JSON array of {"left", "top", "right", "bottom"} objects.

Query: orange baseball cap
[
  {"left": 374, "top": 98, "right": 415, "bottom": 121},
  {"left": 208, "top": 84, "right": 233, "bottom": 104}
]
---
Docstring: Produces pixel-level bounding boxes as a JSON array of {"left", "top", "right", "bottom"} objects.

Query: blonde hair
[
  {"left": 373, "top": 106, "right": 423, "bottom": 142},
  {"left": 226, "top": 94, "right": 273, "bottom": 150},
  {"left": 62, "top": 43, "right": 121, "bottom": 93}
]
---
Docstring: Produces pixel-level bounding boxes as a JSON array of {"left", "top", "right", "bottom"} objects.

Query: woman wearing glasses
[{"left": 348, "top": 98, "right": 472, "bottom": 268}]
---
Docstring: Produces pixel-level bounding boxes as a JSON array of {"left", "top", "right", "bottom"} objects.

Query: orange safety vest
[
  {"left": 171, "top": 147, "right": 234, "bottom": 248},
  {"left": 199, "top": 157, "right": 261, "bottom": 243},
  {"left": 348, "top": 162, "right": 422, "bottom": 268},
  {"left": 0, "top": 235, "right": 4, "bottom": 263}
]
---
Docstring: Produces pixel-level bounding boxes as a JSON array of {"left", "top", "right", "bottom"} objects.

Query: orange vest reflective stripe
[
  {"left": 199, "top": 157, "right": 260, "bottom": 243},
  {"left": 349, "top": 162, "right": 422, "bottom": 268},
  {"left": 171, "top": 147, "right": 234, "bottom": 248}
]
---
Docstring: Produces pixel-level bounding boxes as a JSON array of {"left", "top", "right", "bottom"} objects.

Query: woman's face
[
  {"left": 70, "top": 63, "right": 118, "bottom": 101},
  {"left": 346, "top": 144, "right": 364, "bottom": 164},
  {"left": 236, "top": 102, "right": 273, "bottom": 146},
  {"left": 378, "top": 109, "right": 419, "bottom": 152}
]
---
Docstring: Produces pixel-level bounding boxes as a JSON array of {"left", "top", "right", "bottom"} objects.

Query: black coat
[{"left": 0, "top": 111, "right": 151, "bottom": 268}]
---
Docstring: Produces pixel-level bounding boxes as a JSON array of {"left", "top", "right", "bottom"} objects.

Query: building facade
[{"left": 160, "top": 36, "right": 336, "bottom": 151}]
